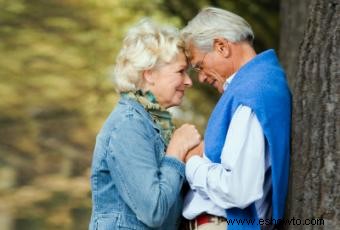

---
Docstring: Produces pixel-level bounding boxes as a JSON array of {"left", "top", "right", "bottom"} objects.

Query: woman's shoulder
[{"left": 105, "top": 98, "right": 156, "bottom": 134}]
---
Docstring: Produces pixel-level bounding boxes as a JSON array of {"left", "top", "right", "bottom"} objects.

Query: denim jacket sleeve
[{"left": 107, "top": 114, "right": 185, "bottom": 228}]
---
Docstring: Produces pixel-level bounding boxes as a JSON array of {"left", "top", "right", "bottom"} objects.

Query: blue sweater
[{"left": 205, "top": 50, "right": 292, "bottom": 229}]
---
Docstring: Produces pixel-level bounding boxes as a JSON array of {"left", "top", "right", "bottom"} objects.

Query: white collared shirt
[{"left": 183, "top": 74, "right": 272, "bottom": 222}]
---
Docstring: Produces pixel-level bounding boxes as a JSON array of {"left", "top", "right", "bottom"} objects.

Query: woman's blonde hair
[{"left": 113, "top": 19, "right": 185, "bottom": 93}]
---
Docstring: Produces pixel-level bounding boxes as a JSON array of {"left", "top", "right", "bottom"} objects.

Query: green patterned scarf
[{"left": 121, "top": 90, "right": 175, "bottom": 146}]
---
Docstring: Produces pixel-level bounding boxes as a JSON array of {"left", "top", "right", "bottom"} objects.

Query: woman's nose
[{"left": 184, "top": 73, "right": 193, "bottom": 87}]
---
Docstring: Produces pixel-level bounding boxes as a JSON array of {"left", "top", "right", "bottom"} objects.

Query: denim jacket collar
[{"left": 119, "top": 97, "right": 166, "bottom": 144}]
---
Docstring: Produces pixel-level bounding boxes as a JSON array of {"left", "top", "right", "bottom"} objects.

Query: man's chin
[
  {"left": 212, "top": 82, "right": 223, "bottom": 93},
  {"left": 217, "top": 87, "right": 224, "bottom": 93}
]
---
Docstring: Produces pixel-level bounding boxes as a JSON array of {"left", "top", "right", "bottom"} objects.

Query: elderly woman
[{"left": 89, "top": 19, "right": 201, "bottom": 230}]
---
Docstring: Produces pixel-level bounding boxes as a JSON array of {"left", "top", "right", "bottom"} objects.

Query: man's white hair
[
  {"left": 113, "top": 19, "right": 184, "bottom": 93},
  {"left": 181, "top": 7, "right": 254, "bottom": 53}
]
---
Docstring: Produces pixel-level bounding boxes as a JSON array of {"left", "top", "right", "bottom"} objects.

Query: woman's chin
[
  {"left": 166, "top": 98, "right": 183, "bottom": 108},
  {"left": 176, "top": 94, "right": 185, "bottom": 105}
]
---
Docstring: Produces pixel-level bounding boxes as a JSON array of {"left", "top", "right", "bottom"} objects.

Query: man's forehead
[{"left": 186, "top": 43, "right": 202, "bottom": 62}]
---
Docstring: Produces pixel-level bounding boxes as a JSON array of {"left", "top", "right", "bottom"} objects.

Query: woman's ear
[
  {"left": 213, "top": 37, "right": 231, "bottom": 58},
  {"left": 143, "top": 70, "right": 155, "bottom": 86}
]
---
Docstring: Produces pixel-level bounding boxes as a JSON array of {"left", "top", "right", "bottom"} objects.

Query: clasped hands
[
  {"left": 184, "top": 141, "right": 204, "bottom": 163},
  {"left": 166, "top": 124, "right": 204, "bottom": 163}
]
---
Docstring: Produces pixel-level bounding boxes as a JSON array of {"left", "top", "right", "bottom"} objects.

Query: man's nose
[{"left": 198, "top": 72, "right": 207, "bottom": 83}]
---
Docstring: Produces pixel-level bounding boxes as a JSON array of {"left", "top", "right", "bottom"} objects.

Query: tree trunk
[{"left": 279, "top": 0, "right": 339, "bottom": 229}]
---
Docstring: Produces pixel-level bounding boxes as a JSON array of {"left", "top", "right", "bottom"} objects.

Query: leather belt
[{"left": 189, "top": 213, "right": 226, "bottom": 229}]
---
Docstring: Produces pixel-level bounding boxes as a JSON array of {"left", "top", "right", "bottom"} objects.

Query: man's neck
[{"left": 233, "top": 42, "right": 256, "bottom": 72}]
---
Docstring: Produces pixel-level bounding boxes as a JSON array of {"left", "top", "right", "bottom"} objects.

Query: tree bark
[
  {"left": 279, "top": 0, "right": 339, "bottom": 229},
  {"left": 279, "top": 0, "right": 308, "bottom": 88}
]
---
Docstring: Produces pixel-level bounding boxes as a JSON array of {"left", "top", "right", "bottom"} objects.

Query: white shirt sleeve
[{"left": 185, "top": 105, "right": 265, "bottom": 209}]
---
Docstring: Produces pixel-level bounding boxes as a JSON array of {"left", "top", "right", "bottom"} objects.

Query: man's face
[{"left": 189, "top": 43, "right": 232, "bottom": 93}]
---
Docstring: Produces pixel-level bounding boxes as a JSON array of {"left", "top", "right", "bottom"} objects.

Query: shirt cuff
[
  {"left": 162, "top": 156, "right": 185, "bottom": 178},
  {"left": 185, "top": 156, "right": 210, "bottom": 187}
]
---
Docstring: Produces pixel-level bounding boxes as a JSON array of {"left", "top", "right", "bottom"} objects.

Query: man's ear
[
  {"left": 143, "top": 70, "right": 155, "bottom": 86},
  {"left": 213, "top": 37, "right": 231, "bottom": 58}
]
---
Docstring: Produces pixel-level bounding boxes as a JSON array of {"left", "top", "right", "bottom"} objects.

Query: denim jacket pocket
[{"left": 95, "top": 213, "right": 119, "bottom": 230}]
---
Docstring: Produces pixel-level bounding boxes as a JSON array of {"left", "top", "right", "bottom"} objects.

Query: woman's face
[{"left": 146, "top": 52, "right": 192, "bottom": 108}]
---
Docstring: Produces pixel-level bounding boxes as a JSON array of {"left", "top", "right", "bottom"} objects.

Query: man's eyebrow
[{"left": 191, "top": 60, "right": 201, "bottom": 67}]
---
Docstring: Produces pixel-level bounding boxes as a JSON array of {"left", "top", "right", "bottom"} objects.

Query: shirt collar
[{"left": 223, "top": 72, "right": 237, "bottom": 91}]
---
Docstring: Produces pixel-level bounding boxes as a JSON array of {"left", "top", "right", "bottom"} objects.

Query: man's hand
[
  {"left": 184, "top": 141, "right": 204, "bottom": 163},
  {"left": 166, "top": 124, "right": 201, "bottom": 162}
]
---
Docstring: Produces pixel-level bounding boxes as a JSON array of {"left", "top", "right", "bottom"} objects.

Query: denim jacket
[{"left": 89, "top": 97, "right": 185, "bottom": 230}]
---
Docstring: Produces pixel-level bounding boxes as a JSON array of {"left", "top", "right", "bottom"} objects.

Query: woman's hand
[
  {"left": 166, "top": 124, "right": 201, "bottom": 162},
  {"left": 184, "top": 141, "right": 204, "bottom": 163}
]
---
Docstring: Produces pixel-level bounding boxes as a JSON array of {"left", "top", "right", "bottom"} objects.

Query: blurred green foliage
[{"left": 0, "top": 0, "right": 278, "bottom": 229}]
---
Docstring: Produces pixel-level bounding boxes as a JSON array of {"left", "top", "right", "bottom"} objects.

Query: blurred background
[{"left": 0, "top": 0, "right": 280, "bottom": 229}]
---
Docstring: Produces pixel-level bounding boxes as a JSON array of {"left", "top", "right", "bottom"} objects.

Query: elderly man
[{"left": 181, "top": 7, "right": 292, "bottom": 230}]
